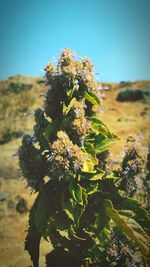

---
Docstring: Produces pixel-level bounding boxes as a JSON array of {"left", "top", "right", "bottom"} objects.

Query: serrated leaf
[
  {"left": 84, "top": 91, "right": 100, "bottom": 105},
  {"left": 34, "top": 192, "right": 50, "bottom": 238},
  {"left": 94, "top": 136, "right": 117, "bottom": 154},
  {"left": 25, "top": 180, "right": 64, "bottom": 267},
  {"left": 89, "top": 117, "right": 118, "bottom": 153},
  {"left": 25, "top": 195, "right": 41, "bottom": 267},
  {"left": 104, "top": 199, "right": 150, "bottom": 256},
  {"left": 123, "top": 217, "right": 150, "bottom": 246},
  {"left": 91, "top": 117, "right": 113, "bottom": 138},
  {"left": 119, "top": 197, "right": 150, "bottom": 235}
]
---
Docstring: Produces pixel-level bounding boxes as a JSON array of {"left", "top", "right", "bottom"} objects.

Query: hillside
[{"left": 0, "top": 76, "right": 150, "bottom": 267}]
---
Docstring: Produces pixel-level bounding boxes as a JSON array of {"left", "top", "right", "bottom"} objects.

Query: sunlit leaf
[
  {"left": 84, "top": 91, "right": 100, "bottom": 105},
  {"left": 63, "top": 97, "right": 76, "bottom": 115},
  {"left": 83, "top": 170, "right": 105, "bottom": 181},
  {"left": 69, "top": 179, "right": 83, "bottom": 205},
  {"left": 94, "top": 136, "right": 118, "bottom": 154},
  {"left": 81, "top": 149, "right": 98, "bottom": 173},
  {"left": 91, "top": 117, "right": 112, "bottom": 137}
]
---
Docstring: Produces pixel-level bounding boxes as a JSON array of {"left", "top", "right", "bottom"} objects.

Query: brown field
[{"left": 0, "top": 77, "right": 150, "bottom": 267}]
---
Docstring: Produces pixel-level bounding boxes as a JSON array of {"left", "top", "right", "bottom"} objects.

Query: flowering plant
[{"left": 19, "top": 48, "right": 150, "bottom": 267}]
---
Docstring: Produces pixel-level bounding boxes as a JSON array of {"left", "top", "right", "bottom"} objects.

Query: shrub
[
  {"left": 19, "top": 48, "right": 150, "bottom": 267},
  {"left": 8, "top": 82, "right": 32, "bottom": 94},
  {"left": 0, "top": 130, "right": 23, "bottom": 145},
  {"left": 116, "top": 89, "right": 147, "bottom": 102}
]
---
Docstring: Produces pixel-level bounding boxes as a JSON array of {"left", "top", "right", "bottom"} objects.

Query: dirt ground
[{"left": 0, "top": 81, "right": 150, "bottom": 267}]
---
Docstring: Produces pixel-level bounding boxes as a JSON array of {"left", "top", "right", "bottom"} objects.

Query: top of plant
[
  {"left": 44, "top": 47, "right": 101, "bottom": 118},
  {"left": 19, "top": 47, "right": 117, "bottom": 190}
]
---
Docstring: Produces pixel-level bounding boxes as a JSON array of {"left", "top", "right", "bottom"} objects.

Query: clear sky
[{"left": 0, "top": 0, "right": 150, "bottom": 82}]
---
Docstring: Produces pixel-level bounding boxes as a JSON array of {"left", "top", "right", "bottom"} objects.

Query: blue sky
[{"left": 0, "top": 0, "right": 150, "bottom": 82}]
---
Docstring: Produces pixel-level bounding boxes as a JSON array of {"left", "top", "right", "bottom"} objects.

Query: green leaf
[
  {"left": 104, "top": 199, "right": 150, "bottom": 256},
  {"left": 91, "top": 117, "right": 112, "bottom": 137},
  {"left": 51, "top": 212, "right": 71, "bottom": 231},
  {"left": 34, "top": 192, "right": 51, "bottom": 239},
  {"left": 68, "top": 225, "right": 86, "bottom": 241},
  {"left": 66, "top": 86, "right": 76, "bottom": 98},
  {"left": 25, "top": 195, "right": 41, "bottom": 267},
  {"left": 84, "top": 91, "right": 100, "bottom": 105},
  {"left": 85, "top": 182, "right": 99, "bottom": 195},
  {"left": 47, "top": 221, "right": 70, "bottom": 248},
  {"left": 61, "top": 192, "right": 75, "bottom": 222},
  {"left": 69, "top": 179, "right": 83, "bottom": 205},
  {"left": 72, "top": 188, "right": 88, "bottom": 225},
  {"left": 63, "top": 97, "right": 76, "bottom": 115},
  {"left": 94, "top": 136, "right": 117, "bottom": 154},
  {"left": 25, "top": 180, "right": 65, "bottom": 266},
  {"left": 81, "top": 149, "right": 98, "bottom": 173},
  {"left": 82, "top": 188, "right": 88, "bottom": 206},
  {"left": 119, "top": 197, "right": 150, "bottom": 235},
  {"left": 82, "top": 160, "right": 96, "bottom": 173},
  {"left": 123, "top": 217, "right": 150, "bottom": 247},
  {"left": 43, "top": 121, "right": 58, "bottom": 142},
  {"left": 34, "top": 181, "right": 64, "bottom": 239},
  {"left": 89, "top": 117, "right": 119, "bottom": 153},
  {"left": 61, "top": 187, "right": 88, "bottom": 226},
  {"left": 84, "top": 142, "right": 96, "bottom": 158},
  {"left": 83, "top": 170, "right": 105, "bottom": 182},
  {"left": 89, "top": 171, "right": 105, "bottom": 181}
]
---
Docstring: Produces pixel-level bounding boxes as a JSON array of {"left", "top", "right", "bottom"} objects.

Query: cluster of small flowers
[
  {"left": 119, "top": 136, "right": 144, "bottom": 195},
  {"left": 18, "top": 134, "right": 48, "bottom": 189},
  {"left": 34, "top": 108, "right": 49, "bottom": 139},
  {"left": 72, "top": 117, "right": 90, "bottom": 142},
  {"left": 67, "top": 100, "right": 90, "bottom": 146},
  {"left": 57, "top": 48, "right": 95, "bottom": 81},
  {"left": 45, "top": 62, "right": 56, "bottom": 75},
  {"left": 44, "top": 48, "right": 100, "bottom": 97},
  {"left": 44, "top": 84, "right": 65, "bottom": 119},
  {"left": 43, "top": 48, "right": 104, "bottom": 135},
  {"left": 49, "top": 131, "right": 83, "bottom": 180},
  {"left": 107, "top": 230, "right": 136, "bottom": 267},
  {"left": 122, "top": 159, "right": 142, "bottom": 176}
]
